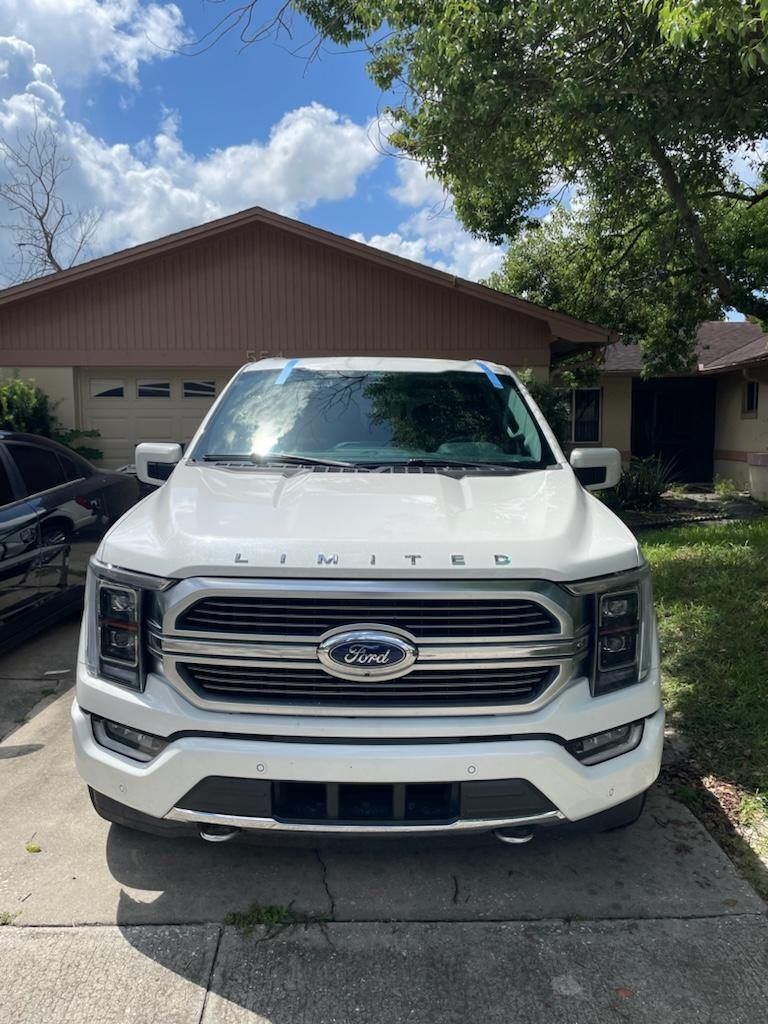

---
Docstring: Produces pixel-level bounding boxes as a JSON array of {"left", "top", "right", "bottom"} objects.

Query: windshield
[{"left": 191, "top": 368, "right": 556, "bottom": 469}]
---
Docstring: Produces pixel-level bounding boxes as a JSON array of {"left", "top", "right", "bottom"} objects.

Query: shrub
[
  {"left": 713, "top": 475, "right": 740, "bottom": 499},
  {"left": 604, "top": 455, "right": 677, "bottom": 511},
  {"left": 0, "top": 377, "right": 103, "bottom": 461},
  {"left": 54, "top": 426, "right": 103, "bottom": 462},
  {"left": 0, "top": 377, "right": 56, "bottom": 434}
]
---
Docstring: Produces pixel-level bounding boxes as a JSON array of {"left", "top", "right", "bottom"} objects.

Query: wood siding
[{"left": 0, "top": 223, "right": 551, "bottom": 369}]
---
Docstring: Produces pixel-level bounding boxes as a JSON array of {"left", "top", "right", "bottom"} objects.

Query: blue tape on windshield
[
  {"left": 474, "top": 360, "right": 504, "bottom": 389},
  {"left": 275, "top": 358, "right": 298, "bottom": 385}
]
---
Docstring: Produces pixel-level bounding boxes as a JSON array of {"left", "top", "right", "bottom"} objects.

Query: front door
[{"left": 631, "top": 377, "right": 716, "bottom": 483}]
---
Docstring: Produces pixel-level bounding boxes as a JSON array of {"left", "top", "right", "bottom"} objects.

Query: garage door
[{"left": 78, "top": 368, "right": 238, "bottom": 468}]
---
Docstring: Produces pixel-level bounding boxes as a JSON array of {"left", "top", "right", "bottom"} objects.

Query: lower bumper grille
[
  {"left": 180, "top": 663, "right": 555, "bottom": 706},
  {"left": 176, "top": 776, "right": 557, "bottom": 825}
]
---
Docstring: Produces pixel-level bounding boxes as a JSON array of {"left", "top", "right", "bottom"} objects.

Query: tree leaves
[{"left": 293, "top": 0, "right": 768, "bottom": 350}]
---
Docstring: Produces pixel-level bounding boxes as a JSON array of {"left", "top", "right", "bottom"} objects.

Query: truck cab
[{"left": 72, "top": 357, "right": 663, "bottom": 843}]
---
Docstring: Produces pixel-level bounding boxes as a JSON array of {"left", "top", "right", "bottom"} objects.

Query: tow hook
[
  {"left": 493, "top": 827, "right": 534, "bottom": 845},
  {"left": 198, "top": 825, "right": 241, "bottom": 843}
]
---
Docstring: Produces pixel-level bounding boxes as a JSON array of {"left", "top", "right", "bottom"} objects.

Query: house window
[
  {"left": 570, "top": 388, "right": 602, "bottom": 443},
  {"left": 137, "top": 380, "right": 171, "bottom": 399},
  {"left": 183, "top": 380, "right": 216, "bottom": 398},
  {"left": 742, "top": 380, "right": 759, "bottom": 417},
  {"left": 89, "top": 380, "right": 124, "bottom": 399}
]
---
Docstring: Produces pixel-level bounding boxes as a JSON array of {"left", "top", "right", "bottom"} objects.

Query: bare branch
[{"left": 0, "top": 114, "right": 101, "bottom": 283}]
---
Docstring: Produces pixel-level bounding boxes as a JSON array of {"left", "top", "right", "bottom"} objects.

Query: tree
[
  {"left": 209, "top": 2, "right": 768, "bottom": 366},
  {"left": 0, "top": 116, "right": 101, "bottom": 283},
  {"left": 650, "top": 1, "right": 768, "bottom": 69},
  {"left": 487, "top": 199, "right": 729, "bottom": 374}
]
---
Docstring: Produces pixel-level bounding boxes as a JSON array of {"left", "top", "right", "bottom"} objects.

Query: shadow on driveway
[
  {"left": 0, "top": 618, "right": 79, "bottom": 742},
  {"left": 101, "top": 794, "right": 767, "bottom": 1022}
]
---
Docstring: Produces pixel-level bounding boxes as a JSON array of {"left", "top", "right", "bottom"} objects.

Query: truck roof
[{"left": 240, "top": 356, "right": 513, "bottom": 376}]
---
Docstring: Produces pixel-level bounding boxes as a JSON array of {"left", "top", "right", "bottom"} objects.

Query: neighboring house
[
  {"left": 0, "top": 206, "right": 609, "bottom": 468},
  {"left": 596, "top": 321, "right": 768, "bottom": 496}
]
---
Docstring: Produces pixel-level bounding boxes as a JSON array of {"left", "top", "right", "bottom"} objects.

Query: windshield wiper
[
  {"left": 363, "top": 458, "right": 537, "bottom": 472},
  {"left": 200, "top": 453, "right": 361, "bottom": 469}
]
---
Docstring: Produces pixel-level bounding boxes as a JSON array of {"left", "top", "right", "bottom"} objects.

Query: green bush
[
  {"left": 713, "top": 475, "right": 740, "bottom": 499},
  {"left": 0, "top": 377, "right": 103, "bottom": 461},
  {"left": 604, "top": 455, "right": 677, "bottom": 511},
  {"left": 0, "top": 377, "right": 56, "bottom": 435},
  {"left": 53, "top": 427, "right": 103, "bottom": 463}
]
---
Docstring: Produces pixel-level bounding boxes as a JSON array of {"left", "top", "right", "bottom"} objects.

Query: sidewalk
[{"left": 2, "top": 917, "right": 768, "bottom": 1023}]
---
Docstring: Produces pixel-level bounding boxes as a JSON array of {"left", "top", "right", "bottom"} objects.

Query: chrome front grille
[
  {"left": 154, "top": 578, "right": 587, "bottom": 717},
  {"left": 177, "top": 595, "right": 558, "bottom": 639},
  {"left": 181, "top": 663, "right": 556, "bottom": 706}
]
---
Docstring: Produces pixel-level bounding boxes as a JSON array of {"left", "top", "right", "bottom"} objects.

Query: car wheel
[{"left": 41, "top": 521, "right": 71, "bottom": 547}]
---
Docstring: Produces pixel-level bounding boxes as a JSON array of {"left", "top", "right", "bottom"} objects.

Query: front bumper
[{"left": 72, "top": 668, "right": 665, "bottom": 834}]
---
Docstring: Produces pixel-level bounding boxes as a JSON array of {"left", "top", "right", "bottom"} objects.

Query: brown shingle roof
[{"left": 603, "top": 321, "right": 768, "bottom": 375}]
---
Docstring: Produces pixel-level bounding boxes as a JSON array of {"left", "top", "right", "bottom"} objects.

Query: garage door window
[
  {"left": 137, "top": 381, "right": 171, "bottom": 398},
  {"left": 8, "top": 443, "right": 66, "bottom": 495},
  {"left": 90, "top": 380, "right": 124, "bottom": 399},
  {"left": 183, "top": 380, "right": 216, "bottom": 398}
]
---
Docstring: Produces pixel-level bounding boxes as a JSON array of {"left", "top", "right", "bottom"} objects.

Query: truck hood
[{"left": 99, "top": 464, "right": 640, "bottom": 582}]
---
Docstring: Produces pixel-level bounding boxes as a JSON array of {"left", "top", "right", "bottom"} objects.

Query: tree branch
[
  {"left": 649, "top": 135, "right": 768, "bottom": 319},
  {"left": 0, "top": 114, "right": 100, "bottom": 282}
]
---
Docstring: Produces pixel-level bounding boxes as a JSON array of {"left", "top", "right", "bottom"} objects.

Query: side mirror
[
  {"left": 569, "top": 448, "right": 622, "bottom": 491},
  {"left": 135, "top": 443, "right": 182, "bottom": 486}
]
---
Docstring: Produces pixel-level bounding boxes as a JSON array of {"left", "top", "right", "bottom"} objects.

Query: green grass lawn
[{"left": 642, "top": 519, "right": 768, "bottom": 890}]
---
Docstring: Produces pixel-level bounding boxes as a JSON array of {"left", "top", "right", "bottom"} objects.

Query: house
[
  {"left": 0, "top": 206, "right": 609, "bottom": 468},
  {"left": 597, "top": 321, "right": 768, "bottom": 497}
]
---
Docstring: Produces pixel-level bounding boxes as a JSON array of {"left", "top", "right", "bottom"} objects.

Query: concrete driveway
[{"left": 1, "top": 622, "right": 766, "bottom": 1023}]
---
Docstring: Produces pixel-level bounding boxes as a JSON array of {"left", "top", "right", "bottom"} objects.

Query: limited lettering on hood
[{"left": 233, "top": 551, "right": 516, "bottom": 567}]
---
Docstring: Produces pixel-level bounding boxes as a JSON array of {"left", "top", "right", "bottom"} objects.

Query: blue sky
[{"left": 0, "top": 1, "right": 505, "bottom": 282}]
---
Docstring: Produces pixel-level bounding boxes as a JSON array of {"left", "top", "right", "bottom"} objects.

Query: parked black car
[{"left": 0, "top": 432, "right": 139, "bottom": 653}]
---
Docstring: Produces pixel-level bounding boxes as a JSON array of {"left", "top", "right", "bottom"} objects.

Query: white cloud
[
  {"left": 0, "top": 0, "right": 187, "bottom": 85},
  {"left": 0, "top": 38, "right": 382, "bottom": 272},
  {"left": 389, "top": 159, "right": 446, "bottom": 208},
  {"left": 353, "top": 157, "right": 505, "bottom": 281},
  {"left": 349, "top": 230, "right": 430, "bottom": 263},
  {"left": 353, "top": 214, "right": 505, "bottom": 281},
  {"left": 0, "top": 29, "right": 498, "bottom": 284}
]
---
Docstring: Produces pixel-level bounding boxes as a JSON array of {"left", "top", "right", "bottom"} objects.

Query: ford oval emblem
[{"left": 318, "top": 630, "right": 417, "bottom": 681}]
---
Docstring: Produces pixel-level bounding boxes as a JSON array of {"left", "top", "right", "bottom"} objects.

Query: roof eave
[{"left": 699, "top": 354, "right": 768, "bottom": 374}]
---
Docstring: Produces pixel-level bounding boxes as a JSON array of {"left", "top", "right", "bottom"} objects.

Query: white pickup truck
[{"left": 72, "top": 357, "right": 663, "bottom": 844}]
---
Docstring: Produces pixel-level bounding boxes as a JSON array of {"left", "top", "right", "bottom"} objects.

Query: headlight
[
  {"left": 566, "top": 564, "right": 656, "bottom": 696},
  {"left": 85, "top": 559, "right": 174, "bottom": 690}
]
